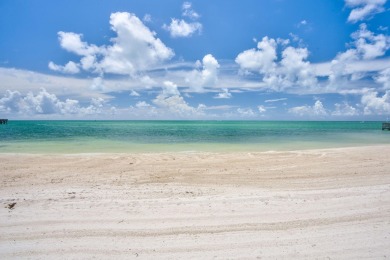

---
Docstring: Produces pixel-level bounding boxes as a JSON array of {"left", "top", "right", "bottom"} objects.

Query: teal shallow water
[{"left": 0, "top": 121, "right": 389, "bottom": 153}]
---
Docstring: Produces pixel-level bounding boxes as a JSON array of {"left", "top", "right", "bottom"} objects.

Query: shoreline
[
  {"left": 1, "top": 143, "right": 390, "bottom": 156},
  {"left": 1, "top": 145, "right": 390, "bottom": 258}
]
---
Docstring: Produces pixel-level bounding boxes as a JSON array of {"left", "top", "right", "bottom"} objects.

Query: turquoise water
[{"left": 0, "top": 121, "right": 389, "bottom": 153}]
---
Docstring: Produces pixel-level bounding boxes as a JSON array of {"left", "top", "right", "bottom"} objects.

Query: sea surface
[{"left": 0, "top": 120, "right": 389, "bottom": 153}]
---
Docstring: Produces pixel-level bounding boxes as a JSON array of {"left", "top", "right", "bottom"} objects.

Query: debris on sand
[{"left": 7, "top": 202, "right": 16, "bottom": 210}]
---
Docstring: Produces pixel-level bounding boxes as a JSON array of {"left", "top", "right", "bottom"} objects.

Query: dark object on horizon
[
  {"left": 382, "top": 122, "right": 390, "bottom": 130},
  {"left": 0, "top": 119, "right": 8, "bottom": 124}
]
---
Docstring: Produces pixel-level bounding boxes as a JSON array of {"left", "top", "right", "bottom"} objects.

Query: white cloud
[
  {"left": 128, "top": 101, "right": 158, "bottom": 118},
  {"left": 345, "top": 0, "right": 387, "bottom": 23},
  {"left": 54, "top": 12, "right": 174, "bottom": 76},
  {"left": 201, "top": 54, "right": 220, "bottom": 87},
  {"left": 135, "top": 101, "right": 151, "bottom": 108},
  {"left": 90, "top": 77, "right": 105, "bottom": 91},
  {"left": 214, "top": 88, "right": 232, "bottom": 99},
  {"left": 258, "top": 105, "right": 267, "bottom": 113},
  {"left": 163, "top": 19, "right": 202, "bottom": 38},
  {"left": 289, "top": 100, "right": 327, "bottom": 116},
  {"left": 163, "top": 2, "right": 202, "bottom": 38},
  {"left": 0, "top": 67, "right": 160, "bottom": 102},
  {"left": 48, "top": 61, "right": 80, "bottom": 74},
  {"left": 276, "top": 46, "right": 317, "bottom": 88},
  {"left": 101, "top": 12, "right": 174, "bottom": 75},
  {"left": 289, "top": 33, "right": 304, "bottom": 46},
  {"left": 235, "top": 36, "right": 277, "bottom": 74},
  {"left": 0, "top": 88, "right": 110, "bottom": 116},
  {"left": 235, "top": 36, "right": 317, "bottom": 91},
  {"left": 143, "top": 14, "right": 152, "bottom": 23},
  {"left": 296, "top": 20, "right": 308, "bottom": 29},
  {"left": 265, "top": 98, "right": 287, "bottom": 103},
  {"left": 237, "top": 107, "right": 256, "bottom": 117},
  {"left": 162, "top": 80, "right": 181, "bottom": 96},
  {"left": 332, "top": 102, "right": 359, "bottom": 116},
  {"left": 22, "top": 89, "right": 71, "bottom": 114},
  {"left": 361, "top": 89, "right": 390, "bottom": 114},
  {"left": 351, "top": 23, "right": 390, "bottom": 60},
  {"left": 328, "top": 24, "right": 390, "bottom": 85},
  {"left": 182, "top": 2, "right": 200, "bottom": 20},
  {"left": 0, "top": 90, "right": 23, "bottom": 113},
  {"left": 148, "top": 80, "right": 203, "bottom": 117},
  {"left": 153, "top": 94, "right": 200, "bottom": 116},
  {"left": 130, "top": 90, "right": 140, "bottom": 97},
  {"left": 375, "top": 67, "right": 390, "bottom": 89},
  {"left": 57, "top": 31, "right": 100, "bottom": 56},
  {"left": 0, "top": 88, "right": 115, "bottom": 118},
  {"left": 186, "top": 54, "right": 220, "bottom": 92}
]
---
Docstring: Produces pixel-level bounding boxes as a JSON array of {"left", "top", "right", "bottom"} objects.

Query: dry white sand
[{"left": 1, "top": 146, "right": 390, "bottom": 259}]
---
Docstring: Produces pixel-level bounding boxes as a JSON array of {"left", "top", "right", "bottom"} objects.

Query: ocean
[{"left": 0, "top": 120, "right": 389, "bottom": 153}]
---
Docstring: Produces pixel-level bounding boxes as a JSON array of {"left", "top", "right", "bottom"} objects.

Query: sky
[{"left": 0, "top": 0, "right": 390, "bottom": 120}]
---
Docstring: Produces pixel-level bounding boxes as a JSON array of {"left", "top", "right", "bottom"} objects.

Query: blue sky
[{"left": 0, "top": 0, "right": 389, "bottom": 120}]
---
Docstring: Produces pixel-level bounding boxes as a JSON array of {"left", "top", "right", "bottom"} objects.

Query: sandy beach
[{"left": 1, "top": 145, "right": 390, "bottom": 259}]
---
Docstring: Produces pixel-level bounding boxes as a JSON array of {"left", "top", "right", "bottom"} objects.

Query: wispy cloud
[
  {"left": 345, "top": 0, "right": 388, "bottom": 23},
  {"left": 265, "top": 98, "right": 287, "bottom": 103}
]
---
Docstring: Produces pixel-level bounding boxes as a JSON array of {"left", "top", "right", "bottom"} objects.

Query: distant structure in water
[
  {"left": 0, "top": 119, "right": 8, "bottom": 124},
  {"left": 382, "top": 122, "right": 390, "bottom": 130}
]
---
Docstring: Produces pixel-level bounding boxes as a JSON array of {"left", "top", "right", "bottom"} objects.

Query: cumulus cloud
[
  {"left": 345, "top": 0, "right": 387, "bottom": 23},
  {"left": 161, "top": 80, "right": 181, "bottom": 96},
  {"left": 329, "top": 24, "right": 390, "bottom": 84},
  {"left": 48, "top": 61, "right": 80, "bottom": 74},
  {"left": 0, "top": 88, "right": 110, "bottom": 116},
  {"left": 332, "top": 102, "right": 359, "bottom": 116},
  {"left": 57, "top": 31, "right": 100, "bottom": 56},
  {"left": 361, "top": 89, "right": 390, "bottom": 114},
  {"left": 163, "top": 19, "right": 202, "bottom": 38},
  {"left": 149, "top": 80, "right": 204, "bottom": 117},
  {"left": 101, "top": 12, "right": 174, "bottom": 75},
  {"left": 214, "top": 88, "right": 232, "bottom": 99},
  {"left": 235, "top": 36, "right": 277, "bottom": 75},
  {"left": 351, "top": 23, "right": 390, "bottom": 60},
  {"left": 201, "top": 54, "right": 220, "bottom": 86},
  {"left": 289, "top": 100, "right": 327, "bottom": 116},
  {"left": 52, "top": 12, "right": 174, "bottom": 76},
  {"left": 275, "top": 46, "right": 317, "bottom": 88},
  {"left": 135, "top": 101, "right": 152, "bottom": 108},
  {"left": 23, "top": 89, "right": 76, "bottom": 114},
  {"left": 258, "top": 105, "right": 267, "bottom": 113},
  {"left": 163, "top": 2, "right": 202, "bottom": 38},
  {"left": 235, "top": 36, "right": 317, "bottom": 91},
  {"left": 153, "top": 94, "right": 199, "bottom": 116},
  {"left": 237, "top": 108, "right": 256, "bottom": 117},
  {"left": 0, "top": 90, "right": 23, "bottom": 113},
  {"left": 186, "top": 54, "right": 220, "bottom": 92},
  {"left": 128, "top": 101, "right": 158, "bottom": 118}
]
